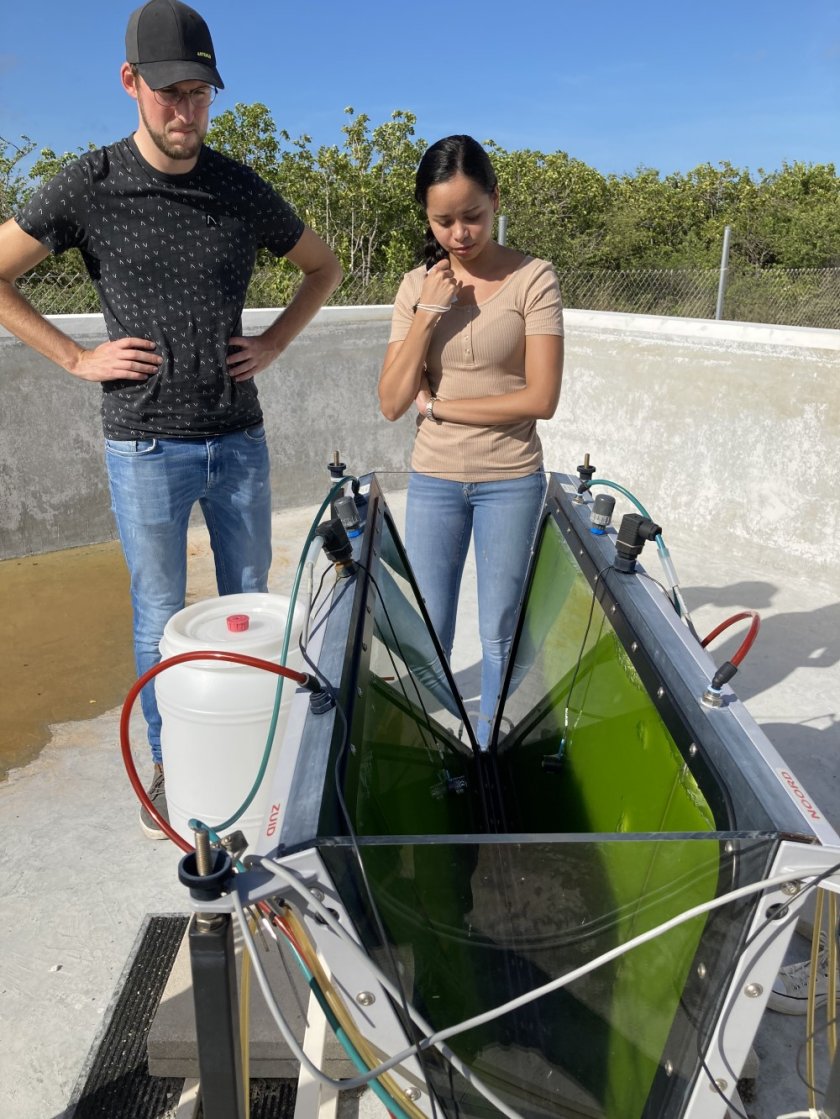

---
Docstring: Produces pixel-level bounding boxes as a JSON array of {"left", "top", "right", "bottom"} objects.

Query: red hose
[
  {"left": 120, "top": 650, "right": 310, "bottom": 850},
  {"left": 700, "top": 611, "right": 761, "bottom": 667}
]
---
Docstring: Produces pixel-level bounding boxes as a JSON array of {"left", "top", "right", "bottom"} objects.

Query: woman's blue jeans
[
  {"left": 105, "top": 426, "right": 272, "bottom": 764},
  {"left": 405, "top": 470, "right": 546, "bottom": 749}
]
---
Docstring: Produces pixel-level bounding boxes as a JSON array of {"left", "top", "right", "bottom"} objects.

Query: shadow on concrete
[{"left": 685, "top": 582, "right": 840, "bottom": 704}]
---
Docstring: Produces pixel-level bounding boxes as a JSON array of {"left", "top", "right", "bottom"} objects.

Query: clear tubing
[
  {"left": 256, "top": 857, "right": 818, "bottom": 1102},
  {"left": 197, "top": 477, "right": 357, "bottom": 836},
  {"left": 230, "top": 888, "right": 417, "bottom": 1119},
  {"left": 119, "top": 650, "right": 308, "bottom": 852},
  {"left": 586, "top": 477, "right": 689, "bottom": 617}
]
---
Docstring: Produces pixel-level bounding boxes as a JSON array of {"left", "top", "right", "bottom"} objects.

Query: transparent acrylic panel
[
  {"left": 498, "top": 514, "right": 725, "bottom": 833},
  {"left": 342, "top": 508, "right": 483, "bottom": 838},
  {"left": 321, "top": 836, "right": 777, "bottom": 1119}
]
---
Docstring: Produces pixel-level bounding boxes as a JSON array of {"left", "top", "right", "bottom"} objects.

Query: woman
[{"left": 378, "top": 135, "right": 564, "bottom": 749}]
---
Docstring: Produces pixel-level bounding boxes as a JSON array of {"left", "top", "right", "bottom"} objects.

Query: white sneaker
[{"left": 767, "top": 949, "right": 837, "bottom": 1015}]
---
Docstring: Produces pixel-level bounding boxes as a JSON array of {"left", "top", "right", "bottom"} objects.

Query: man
[{"left": 0, "top": 0, "right": 342, "bottom": 838}]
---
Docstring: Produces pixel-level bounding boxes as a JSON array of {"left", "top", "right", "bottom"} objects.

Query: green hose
[{"left": 200, "top": 476, "right": 358, "bottom": 835}]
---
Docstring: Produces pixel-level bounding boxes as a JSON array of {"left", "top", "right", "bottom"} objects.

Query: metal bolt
[
  {"left": 711, "top": 1079, "right": 728, "bottom": 1092},
  {"left": 356, "top": 991, "right": 375, "bottom": 1006},
  {"left": 630, "top": 641, "right": 638, "bottom": 653},
  {"left": 611, "top": 604, "right": 617, "bottom": 614},
  {"left": 744, "top": 983, "right": 763, "bottom": 998},
  {"left": 697, "top": 963, "right": 707, "bottom": 979},
  {"left": 311, "top": 888, "right": 324, "bottom": 902},
  {"left": 724, "top": 841, "right": 735, "bottom": 854},
  {"left": 404, "top": 1087, "right": 421, "bottom": 1101},
  {"left": 689, "top": 743, "right": 697, "bottom": 757},
  {"left": 664, "top": 1060, "right": 674, "bottom": 1077},
  {"left": 195, "top": 912, "right": 225, "bottom": 933},
  {"left": 194, "top": 828, "right": 213, "bottom": 877},
  {"left": 656, "top": 686, "right": 665, "bottom": 699},
  {"left": 220, "top": 830, "right": 248, "bottom": 862},
  {"left": 702, "top": 686, "right": 723, "bottom": 708},
  {"left": 781, "top": 881, "right": 802, "bottom": 897}
]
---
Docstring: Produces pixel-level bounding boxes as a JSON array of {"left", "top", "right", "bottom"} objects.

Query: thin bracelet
[{"left": 415, "top": 302, "right": 452, "bottom": 314}]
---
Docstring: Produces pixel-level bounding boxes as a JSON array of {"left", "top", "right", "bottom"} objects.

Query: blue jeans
[
  {"left": 105, "top": 427, "right": 272, "bottom": 763},
  {"left": 405, "top": 470, "right": 546, "bottom": 748}
]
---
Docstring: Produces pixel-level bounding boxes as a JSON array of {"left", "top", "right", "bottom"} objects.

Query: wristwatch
[{"left": 424, "top": 397, "right": 437, "bottom": 421}]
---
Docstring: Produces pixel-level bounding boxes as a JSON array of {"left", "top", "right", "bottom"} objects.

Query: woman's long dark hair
[{"left": 415, "top": 135, "right": 498, "bottom": 269}]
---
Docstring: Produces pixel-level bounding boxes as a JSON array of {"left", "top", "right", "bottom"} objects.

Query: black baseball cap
[{"left": 125, "top": 0, "right": 224, "bottom": 90}]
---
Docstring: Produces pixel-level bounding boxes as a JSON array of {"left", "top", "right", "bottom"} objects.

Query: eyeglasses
[{"left": 152, "top": 86, "right": 217, "bottom": 109}]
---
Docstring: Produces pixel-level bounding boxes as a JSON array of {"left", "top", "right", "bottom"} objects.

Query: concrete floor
[{"left": 2, "top": 483, "right": 839, "bottom": 1119}]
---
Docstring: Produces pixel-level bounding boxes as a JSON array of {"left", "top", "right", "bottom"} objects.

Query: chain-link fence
[{"left": 16, "top": 262, "right": 840, "bottom": 329}]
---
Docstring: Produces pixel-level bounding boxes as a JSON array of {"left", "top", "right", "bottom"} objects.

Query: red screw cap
[{"left": 226, "top": 614, "right": 250, "bottom": 632}]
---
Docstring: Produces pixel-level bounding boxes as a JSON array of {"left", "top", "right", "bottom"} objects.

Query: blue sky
[{"left": 1, "top": 0, "right": 837, "bottom": 178}]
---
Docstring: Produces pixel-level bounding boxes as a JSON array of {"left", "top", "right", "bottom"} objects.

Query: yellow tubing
[
  {"left": 282, "top": 907, "right": 430, "bottom": 1119},
  {"left": 829, "top": 891, "right": 838, "bottom": 1061},
  {"left": 240, "top": 917, "right": 254, "bottom": 1119},
  {"left": 806, "top": 888, "right": 825, "bottom": 1111}
]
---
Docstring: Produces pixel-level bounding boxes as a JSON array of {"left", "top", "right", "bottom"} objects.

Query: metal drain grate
[
  {"left": 197, "top": 1079, "right": 298, "bottom": 1118},
  {"left": 67, "top": 914, "right": 188, "bottom": 1118},
  {"left": 65, "top": 914, "right": 300, "bottom": 1119}
]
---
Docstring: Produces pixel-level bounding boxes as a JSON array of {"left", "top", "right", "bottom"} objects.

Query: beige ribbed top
[{"left": 389, "top": 256, "right": 564, "bottom": 482}]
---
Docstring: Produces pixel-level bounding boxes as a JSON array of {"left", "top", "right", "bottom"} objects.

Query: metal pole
[
  {"left": 180, "top": 836, "right": 245, "bottom": 1119},
  {"left": 497, "top": 214, "right": 508, "bottom": 247},
  {"left": 189, "top": 912, "right": 246, "bottom": 1119},
  {"left": 715, "top": 224, "right": 732, "bottom": 320}
]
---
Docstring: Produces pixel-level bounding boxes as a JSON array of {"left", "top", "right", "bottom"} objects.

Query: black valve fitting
[
  {"left": 327, "top": 451, "right": 346, "bottom": 481},
  {"left": 711, "top": 661, "right": 738, "bottom": 691},
  {"left": 178, "top": 847, "right": 233, "bottom": 903},
  {"left": 315, "top": 516, "right": 354, "bottom": 572},
  {"left": 590, "top": 493, "right": 616, "bottom": 535},
  {"left": 577, "top": 454, "right": 596, "bottom": 486},
  {"left": 614, "top": 513, "right": 662, "bottom": 573}
]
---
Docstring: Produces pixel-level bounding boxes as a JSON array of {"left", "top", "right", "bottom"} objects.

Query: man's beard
[{"left": 138, "top": 97, "right": 206, "bottom": 162}]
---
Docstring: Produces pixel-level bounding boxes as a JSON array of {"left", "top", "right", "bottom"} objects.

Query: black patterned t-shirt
[{"left": 17, "top": 137, "right": 304, "bottom": 439}]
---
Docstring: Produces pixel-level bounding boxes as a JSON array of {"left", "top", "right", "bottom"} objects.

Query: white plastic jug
[{"left": 156, "top": 592, "right": 304, "bottom": 850}]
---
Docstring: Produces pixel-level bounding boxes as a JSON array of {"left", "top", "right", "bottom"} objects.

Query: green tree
[
  {"left": 733, "top": 162, "right": 840, "bottom": 268},
  {"left": 12, "top": 105, "right": 840, "bottom": 318},
  {"left": 210, "top": 104, "right": 427, "bottom": 298},
  {"left": 206, "top": 102, "right": 282, "bottom": 185},
  {"left": 488, "top": 144, "right": 610, "bottom": 266},
  {"left": 0, "top": 135, "right": 36, "bottom": 221}
]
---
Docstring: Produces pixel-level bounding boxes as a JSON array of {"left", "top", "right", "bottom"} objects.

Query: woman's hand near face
[
  {"left": 418, "top": 258, "right": 460, "bottom": 308},
  {"left": 379, "top": 264, "right": 457, "bottom": 421}
]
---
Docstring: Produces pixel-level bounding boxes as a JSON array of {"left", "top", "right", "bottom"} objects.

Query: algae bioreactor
[{"left": 123, "top": 468, "right": 840, "bottom": 1119}]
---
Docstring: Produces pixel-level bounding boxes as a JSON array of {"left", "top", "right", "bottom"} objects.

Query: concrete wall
[
  {"left": 0, "top": 307, "right": 411, "bottom": 560},
  {"left": 2, "top": 307, "right": 838, "bottom": 581}
]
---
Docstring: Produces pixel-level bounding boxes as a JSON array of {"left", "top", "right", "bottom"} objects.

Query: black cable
[
  {"left": 698, "top": 1049, "right": 751, "bottom": 1119},
  {"left": 296, "top": 572, "right": 442, "bottom": 1117},
  {"left": 331, "top": 688, "right": 442, "bottom": 1119},
  {"left": 557, "top": 563, "right": 613, "bottom": 749},
  {"left": 299, "top": 514, "right": 840, "bottom": 1115},
  {"left": 691, "top": 858, "right": 840, "bottom": 1114},
  {"left": 796, "top": 1012, "right": 838, "bottom": 1096},
  {"left": 354, "top": 556, "right": 463, "bottom": 763},
  {"left": 309, "top": 562, "right": 336, "bottom": 616}
]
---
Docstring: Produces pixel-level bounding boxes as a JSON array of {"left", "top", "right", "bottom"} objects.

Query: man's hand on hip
[
  {"left": 70, "top": 337, "right": 162, "bottom": 382},
  {"left": 226, "top": 334, "right": 278, "bottom": 383}
]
